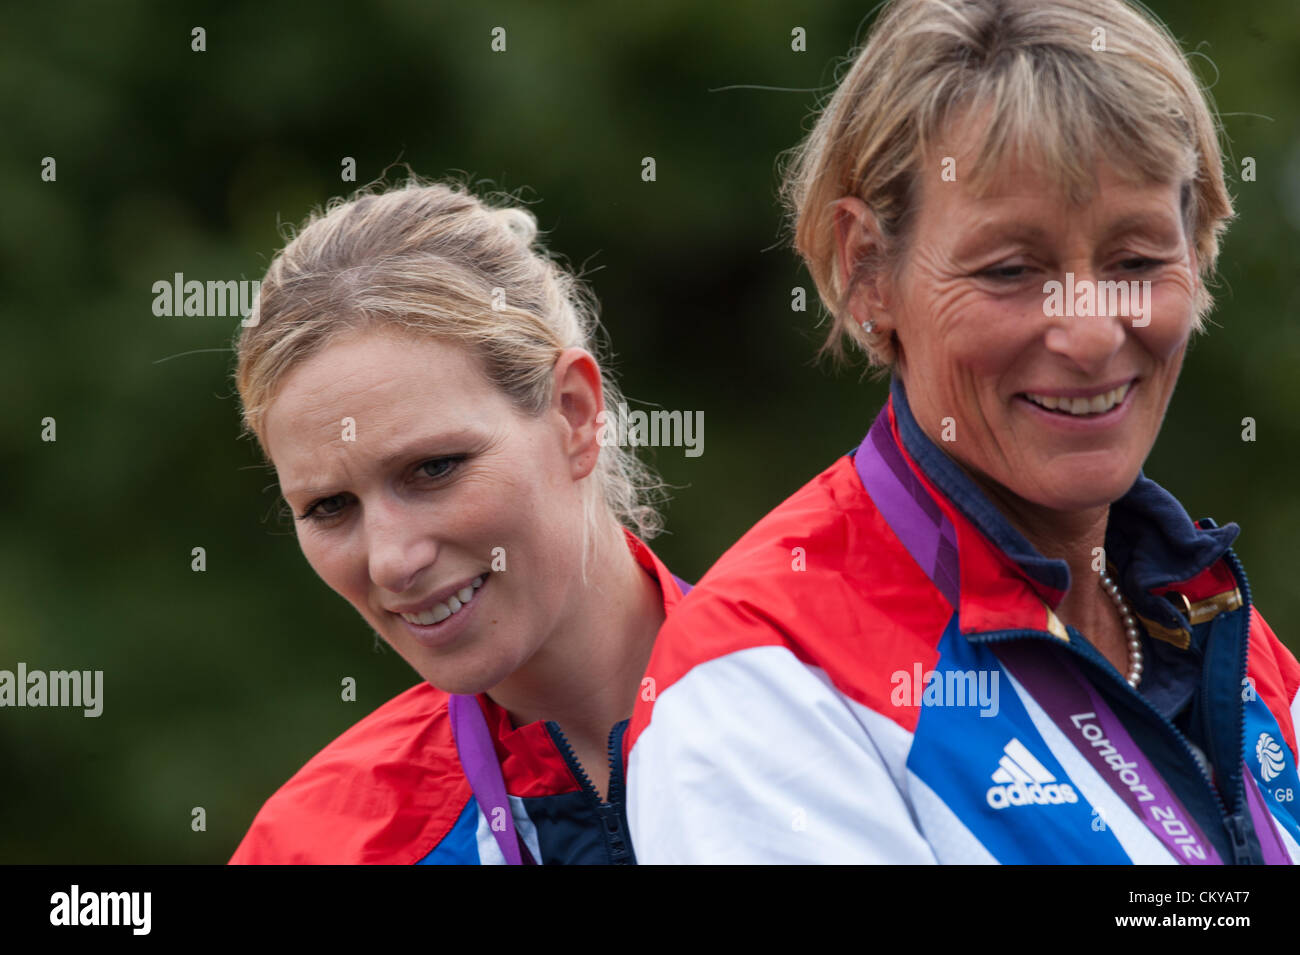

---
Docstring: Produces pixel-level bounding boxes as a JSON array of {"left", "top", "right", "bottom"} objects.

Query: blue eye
[
  {"left": 420, "top": 457, "right": 464, "bottom": 480},
  {"left": 297, "top": 494, "right": 349, "bottom": 522}
]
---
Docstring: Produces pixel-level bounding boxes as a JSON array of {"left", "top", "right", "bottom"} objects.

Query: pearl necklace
[{"left": 1099, "top": 570, "right": 1144, "bottom": 687}]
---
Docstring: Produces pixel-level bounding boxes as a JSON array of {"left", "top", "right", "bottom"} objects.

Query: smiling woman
[
  {"left": 626, "top": 0, "right": 1300, "bottom": 865},
  {"left": 227, "top": 178, "right": 691, "bottom": 864}
]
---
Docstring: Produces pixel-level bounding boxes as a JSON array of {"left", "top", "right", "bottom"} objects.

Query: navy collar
[{"left": 887, "top": 374, "right": 1240, "bottom": 638}]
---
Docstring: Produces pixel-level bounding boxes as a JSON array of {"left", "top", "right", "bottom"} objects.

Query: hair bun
[{"left": 495, "top": 206, "right": 538, "bottom": 247}]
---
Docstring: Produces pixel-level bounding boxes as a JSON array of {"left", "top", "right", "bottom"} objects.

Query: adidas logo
[{"left": 986, "top": 738, "right": 1079, "bottom": 809}]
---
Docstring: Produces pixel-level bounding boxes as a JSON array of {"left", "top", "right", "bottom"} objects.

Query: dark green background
[{"left": 2, "top": 0, "right": 1297, "bottom": 862}]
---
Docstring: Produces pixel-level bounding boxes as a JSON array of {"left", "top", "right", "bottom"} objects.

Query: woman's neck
[
  {"left": 484, "top": 521, "right": 666, "bottom": 753},
  {"left": 965, "top": 469, "right": 1132, "bottom": 671}
]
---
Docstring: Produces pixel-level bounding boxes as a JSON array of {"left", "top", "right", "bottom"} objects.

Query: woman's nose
[
  {"left": 365, "top": 502, "right": 438, "bottom": 594},
  {"left": 1041, "top": 271, "right": 1128, "bottom": 376}
]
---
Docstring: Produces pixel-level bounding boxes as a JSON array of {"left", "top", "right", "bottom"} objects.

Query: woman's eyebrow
[
  {"left": 281, "top": 431, "right": 481, "bottom": 498},
  {"left": 949, "top": 220, "right": 1052, "bottom": 259},
  {"left": 950, "top": 209, "right": 1182, "bottom": 261},
  {"left": 1099, "top": 210, "right": 1183, "bottom": 244}
]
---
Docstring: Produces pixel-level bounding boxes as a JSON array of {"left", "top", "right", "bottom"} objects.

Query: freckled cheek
[
  {"left": 493, "top": 471, "right": 583, "bottom": 611},
  {"left": 503, "top": 478, "right": 572, "bottom": 574},
  {"left": 431, "top": 474, "right": 553, "bottom": 600},
  {"left": 926, "top": 293, "right": 1036, "bottom": 379},
  {"left": 1140, "top": 282, "right": 1196, "bottom": 361},
  {"left": 298, "top": 531, "right": 370, "bottom": 611},
  {"left": 447, "top": 497, "right": 515, "bottom": 562}
]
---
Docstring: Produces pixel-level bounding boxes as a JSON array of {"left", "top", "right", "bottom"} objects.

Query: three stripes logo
[{"left": 986, "top": 738, "right": 1079, "bottom": 809}]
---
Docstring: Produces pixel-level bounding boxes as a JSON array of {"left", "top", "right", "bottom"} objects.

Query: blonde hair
[
  {"left": 234, "top": 175, "right": 663, "bottom": 545},
  {"left": 781, "top": 0, "right": 1235, "bottom": 370}
]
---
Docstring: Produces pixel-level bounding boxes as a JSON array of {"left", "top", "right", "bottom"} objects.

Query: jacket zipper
[
  {"left": 604, "top": 720, "right": 628, "bottom": 807},
  {"left": 1208, "top": 547, "right": 1256, "bottom": 864},
  {"left": 546, "top": 721, "right": 603, "bottom": 802},
  {"left": 604, "top": 721, "right": 634, "bottom": 863},
  {"left": 978, "top": 555, "right": 1259, "bottom": 864},
  {"left": 544, "top": 720, "right": 635, "bottom": 864}
]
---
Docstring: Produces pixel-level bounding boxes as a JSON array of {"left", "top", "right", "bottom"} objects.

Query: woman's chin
[
  {"left": 1018, "top": 475, "right": 1139, "bottom": 515},
  {"left": 414, "top": 657, "right": 516, "bottom": 698},
  {"left": 971, "top": 456, "right": 1140, "bottom": 519}
]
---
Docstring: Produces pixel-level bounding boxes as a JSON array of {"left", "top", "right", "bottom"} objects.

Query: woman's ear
[
  {"left": 832, "top": 196, "right": 892, "bottom": 323},
  {"left": 551, "top": 347, "right": 605, "bottom": 481}
]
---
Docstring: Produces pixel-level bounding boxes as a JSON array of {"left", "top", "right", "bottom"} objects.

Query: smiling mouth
[
  {"left": 1020, "top": 381, "right": 1133, "bottom": 417},
  {"left": 396, "top": 573, "right": 489, "bottom": 625}
]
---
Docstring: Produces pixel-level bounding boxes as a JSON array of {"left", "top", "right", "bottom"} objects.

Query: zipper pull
[{"left": 1224, "top": 813, "right": 1256, "bottom": 865}]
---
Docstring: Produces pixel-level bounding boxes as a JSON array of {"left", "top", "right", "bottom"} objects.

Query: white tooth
[
  {"left": 402, "top": 602, "right": 453, "bottom": 625},
  {"left": 1029, "top": 387, "right": 1130, "bottom": 415},
  {"left": 447, "top": 596, "right": 462, "bottom": 613},
  {"left": 472, "top": 576, "right": 484, "bottom": 589},
  {"left": 457, "top": 587, "right": 474, "bottom": 603}
]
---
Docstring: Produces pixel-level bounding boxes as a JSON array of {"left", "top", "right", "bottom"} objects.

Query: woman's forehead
[
  {"left": 914, "top": 114, "right": 1185, "bottom": 224},
  {"left": 262, "top": 333, "right": 498, "bottom": 460},
  {"left": 922, "top": 97, "right": 1192, "bottom": 206}
]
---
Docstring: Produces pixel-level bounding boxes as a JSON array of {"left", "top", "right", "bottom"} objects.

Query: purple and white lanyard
[
  {"left": 449, "top": 573, "right": 693, "bottom": 866},
  {"left": 449, "top": 693, "right": 534, "bottom": 865},
  {"left": 854, "top": 400, "right": 1290, "bottom": 865}
]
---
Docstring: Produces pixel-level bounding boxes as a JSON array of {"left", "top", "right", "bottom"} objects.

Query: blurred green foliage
[{"left": 1, "top": 0, "right": 1297, "bottom": 862}]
